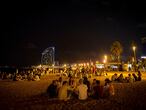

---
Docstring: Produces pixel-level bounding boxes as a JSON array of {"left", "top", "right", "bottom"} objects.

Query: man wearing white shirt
[{"left": 76, "top": 79, "right": 88, "bottom": 100}]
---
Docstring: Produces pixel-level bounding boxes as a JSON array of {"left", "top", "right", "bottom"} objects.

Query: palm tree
[{"left": 110, "top": 41, "right": 123, "bottom": 62}]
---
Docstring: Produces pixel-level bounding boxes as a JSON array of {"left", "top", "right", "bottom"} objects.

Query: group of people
[
  {"left": 0, "top": 69, "right": 42, "bottom": 81},
  {"left": 47, "top": 77, "right": 115, "bottom": 101},
  {"left": 111, "top": 71, "right": 142, "bottom": 83}
]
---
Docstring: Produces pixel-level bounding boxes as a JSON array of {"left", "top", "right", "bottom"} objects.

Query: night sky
[{"left": 1, "top": 0, "right": 146, "bottom": 66}]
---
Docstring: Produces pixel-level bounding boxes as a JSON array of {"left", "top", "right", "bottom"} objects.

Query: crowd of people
[
  {"left": 47, "top": 70, "right": 142, "bottom": 101},
  {"left": 0, "top": 64, "right": 107, "bottom": 81},
  {"left": 47, "top": 76, "right": 115, "bottom": 101},
  {"left": 0, "top": 68, "right": 44, "bottom": 81},
  {"left": 111, "top": 71, "right": 142, "bottom": 83}
]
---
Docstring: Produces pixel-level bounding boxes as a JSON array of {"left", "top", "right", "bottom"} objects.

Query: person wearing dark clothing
[
  {"left": 137, "top": 71, "right": 142, "bottom": 81},
  {"left": 117, "top": 73, "right": 124, "bottom": 83},
  {"left": 92, "top": 80, "right": 101, "bottom": 99},
  {"left": 132, "top": 73, "right": 138, "bottom": 81},
  {"left": 47, "top": 80, "right": 58, "bottom": 98}
]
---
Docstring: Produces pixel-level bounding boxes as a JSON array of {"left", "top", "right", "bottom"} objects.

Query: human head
[
  {"left": 63, "top": 81, "right": 68, "bottom": 85},
  {"left": 105, "top": 78, "right": 111, "bottom": 84},
  {"left": 59, "top": 77, "right": 62, "bottom": 82},
  {"left": 128, "top": 74, "right": 131, "bottom": 76},
  {"left": 96, "top": 80, "right": 100, "bottom": 85},
  {"left": 79, "top": 79, "right": 83, "bottom": 84},
  {"left": 83, "top": 76, "right": 88, "bottom": 81},
  {"left": 93, "top": 79, "right": 96, "bottom": 83},
  {"left": 52, "top": 80, "right": 57, "bottom": 85}
]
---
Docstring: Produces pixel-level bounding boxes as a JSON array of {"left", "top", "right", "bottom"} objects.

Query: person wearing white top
[
  {"left": 76, "top": 79, "right": 88, "bottom": 100},
  {"left": 58, "top": 81, "right": 73, "bottom": 101}
]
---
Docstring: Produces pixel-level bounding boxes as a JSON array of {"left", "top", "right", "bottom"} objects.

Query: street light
[
  {"left": 132, "top": 46, "right": 136, "bottom": 63},
  {"left": 103, "top": 59, "right": 106, "bottom": 63},
  {"left": 104, "top": 55, "right": 107, "bottom": 61},
  {"left": 132, "top": 46, "right": 137, "bottom": 71},
  {"left": 103, "top": 55, "right": 107, "bottom": 72}
]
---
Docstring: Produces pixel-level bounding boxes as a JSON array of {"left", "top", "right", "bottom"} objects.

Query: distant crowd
[
  {"left": 111, "top": 71, "right": 142, "bottom": 83},
  {"left": 0, "top": 68, "right": 44, "bottom": 81}
]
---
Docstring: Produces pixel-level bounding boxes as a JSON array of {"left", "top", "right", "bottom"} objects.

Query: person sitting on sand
[
  {"left": 91, "top": 80, "right": 101, "bottom": 99},
  {"left": 75, "top": 79, "right": 88, "bottom": 100},
  {"left": 47, "top": 80, "right": 58, "bottom": 98},
  {"left": 117, "top": 73, "right": 124, "bottom": 83},
  {"left": 132, "top": 73, "right": 138, "bottom": 81},
  {"left": 28, "top": 72, "right": 34, "bottom": 81},
  {"left": 127, "top": 74, "right": 135, "bottom": 83},
  {"left": 137, "top": 71, "right": 142, "bottom": 81},
  {"left": 68, "top": 77, "right": 77, "bottom": 99},
  {"left": 91, "top": 79, "right": 97, "bottom": 91},
  {"left": 57, "top": 77, "right": 63, "bottom": 92},
  {"left": 13, "top": 74, "right": 22, "bottom": 81},
  {"left": 111, "top": 73, "right": 118, "bottom": 82},
  {"left": 58, "top": 81, "right": 73, "bottom": 101},
  {"left": 103, "top": 78, "right": 115, "bottom": 98},
  {"left": 33, "top": 75, "right": 40, "bottom": 81},
  {"left": 69, "top": 77, "right": 77, "bottom": 89}
]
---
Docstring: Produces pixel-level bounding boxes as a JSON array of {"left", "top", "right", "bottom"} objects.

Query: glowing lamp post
[
  {"left": 103, "top": 55, "right": 107, "bottom": 71},
  {"left": 104, "top": 55, "right": 107, "bottom": 61},
  {"left": 103, "top": 59, "right": 106, "bottom": 64},
  {"left": 132, "top": 46, "right": 137, "bottom": 71},
  {"left": 132, "top": 46, "right": 136, "bottom": 63},
  {"left": 63, "top": 64, "right": 67, "bottom": 68}
]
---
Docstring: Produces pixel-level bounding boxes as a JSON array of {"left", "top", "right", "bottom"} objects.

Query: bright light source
[
  {"left": 63, "top": 64, "right": 67, "bottom": 67},
  {"left": 96, "top": 61, "right": 99, "bottom": 64},
  {"left": 141, "top": 56, "right": 146, "bottom": 59},
  {"left": 91, "top": 62, "right": 93, "bottom": 65},
  {"left": 103, "top": 59, "right": 106, "bottom": 63},
  {"left": 104, "top": 55, "right": 107, "bottom": 60},
  {"left": 74, "top": 64, "right": 77, "bottom": 66},
  {"left": 133, "top": 46, "right": 136, "bottom": 51},
  {"left": 132, "top": 57, "right": 135, "bottom": 62}
]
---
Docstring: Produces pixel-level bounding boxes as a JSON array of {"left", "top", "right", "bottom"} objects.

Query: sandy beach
[{"left": 0, "top": 72, "right": 146, "bottom": 110}]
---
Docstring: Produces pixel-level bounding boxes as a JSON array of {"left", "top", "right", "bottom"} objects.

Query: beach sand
[{"left": 0, "top": 72, "right": 146, "bottom": 110}]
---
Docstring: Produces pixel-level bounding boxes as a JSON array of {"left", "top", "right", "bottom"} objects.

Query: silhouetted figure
[
  {"left": 111, "top": 73, "right": 118, "bottom": 82},
  {"left": 117, "top": 73, "right": 124, "bottom": 83},
  {"left": 127, "top": 74, "right": 135, "bottom": 83},
  {"left": 92, "top": 80, "right": 101, "bottom": 99},
  {"left": 47, "top": 80, "right": 58, "bottom": 98},
  {"left": 132, "top": 73, "right": 138, "bottom": 81},
  {"left": 137, "top": 71, "right": 142, "bottom": 81},
  {"left": 103, "top": 78, "right": 115, "bottom": 98}
]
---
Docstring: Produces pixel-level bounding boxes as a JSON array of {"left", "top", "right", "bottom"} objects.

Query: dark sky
[{"left": 1, "top": 0, "right": 146, "bottom": 66}]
